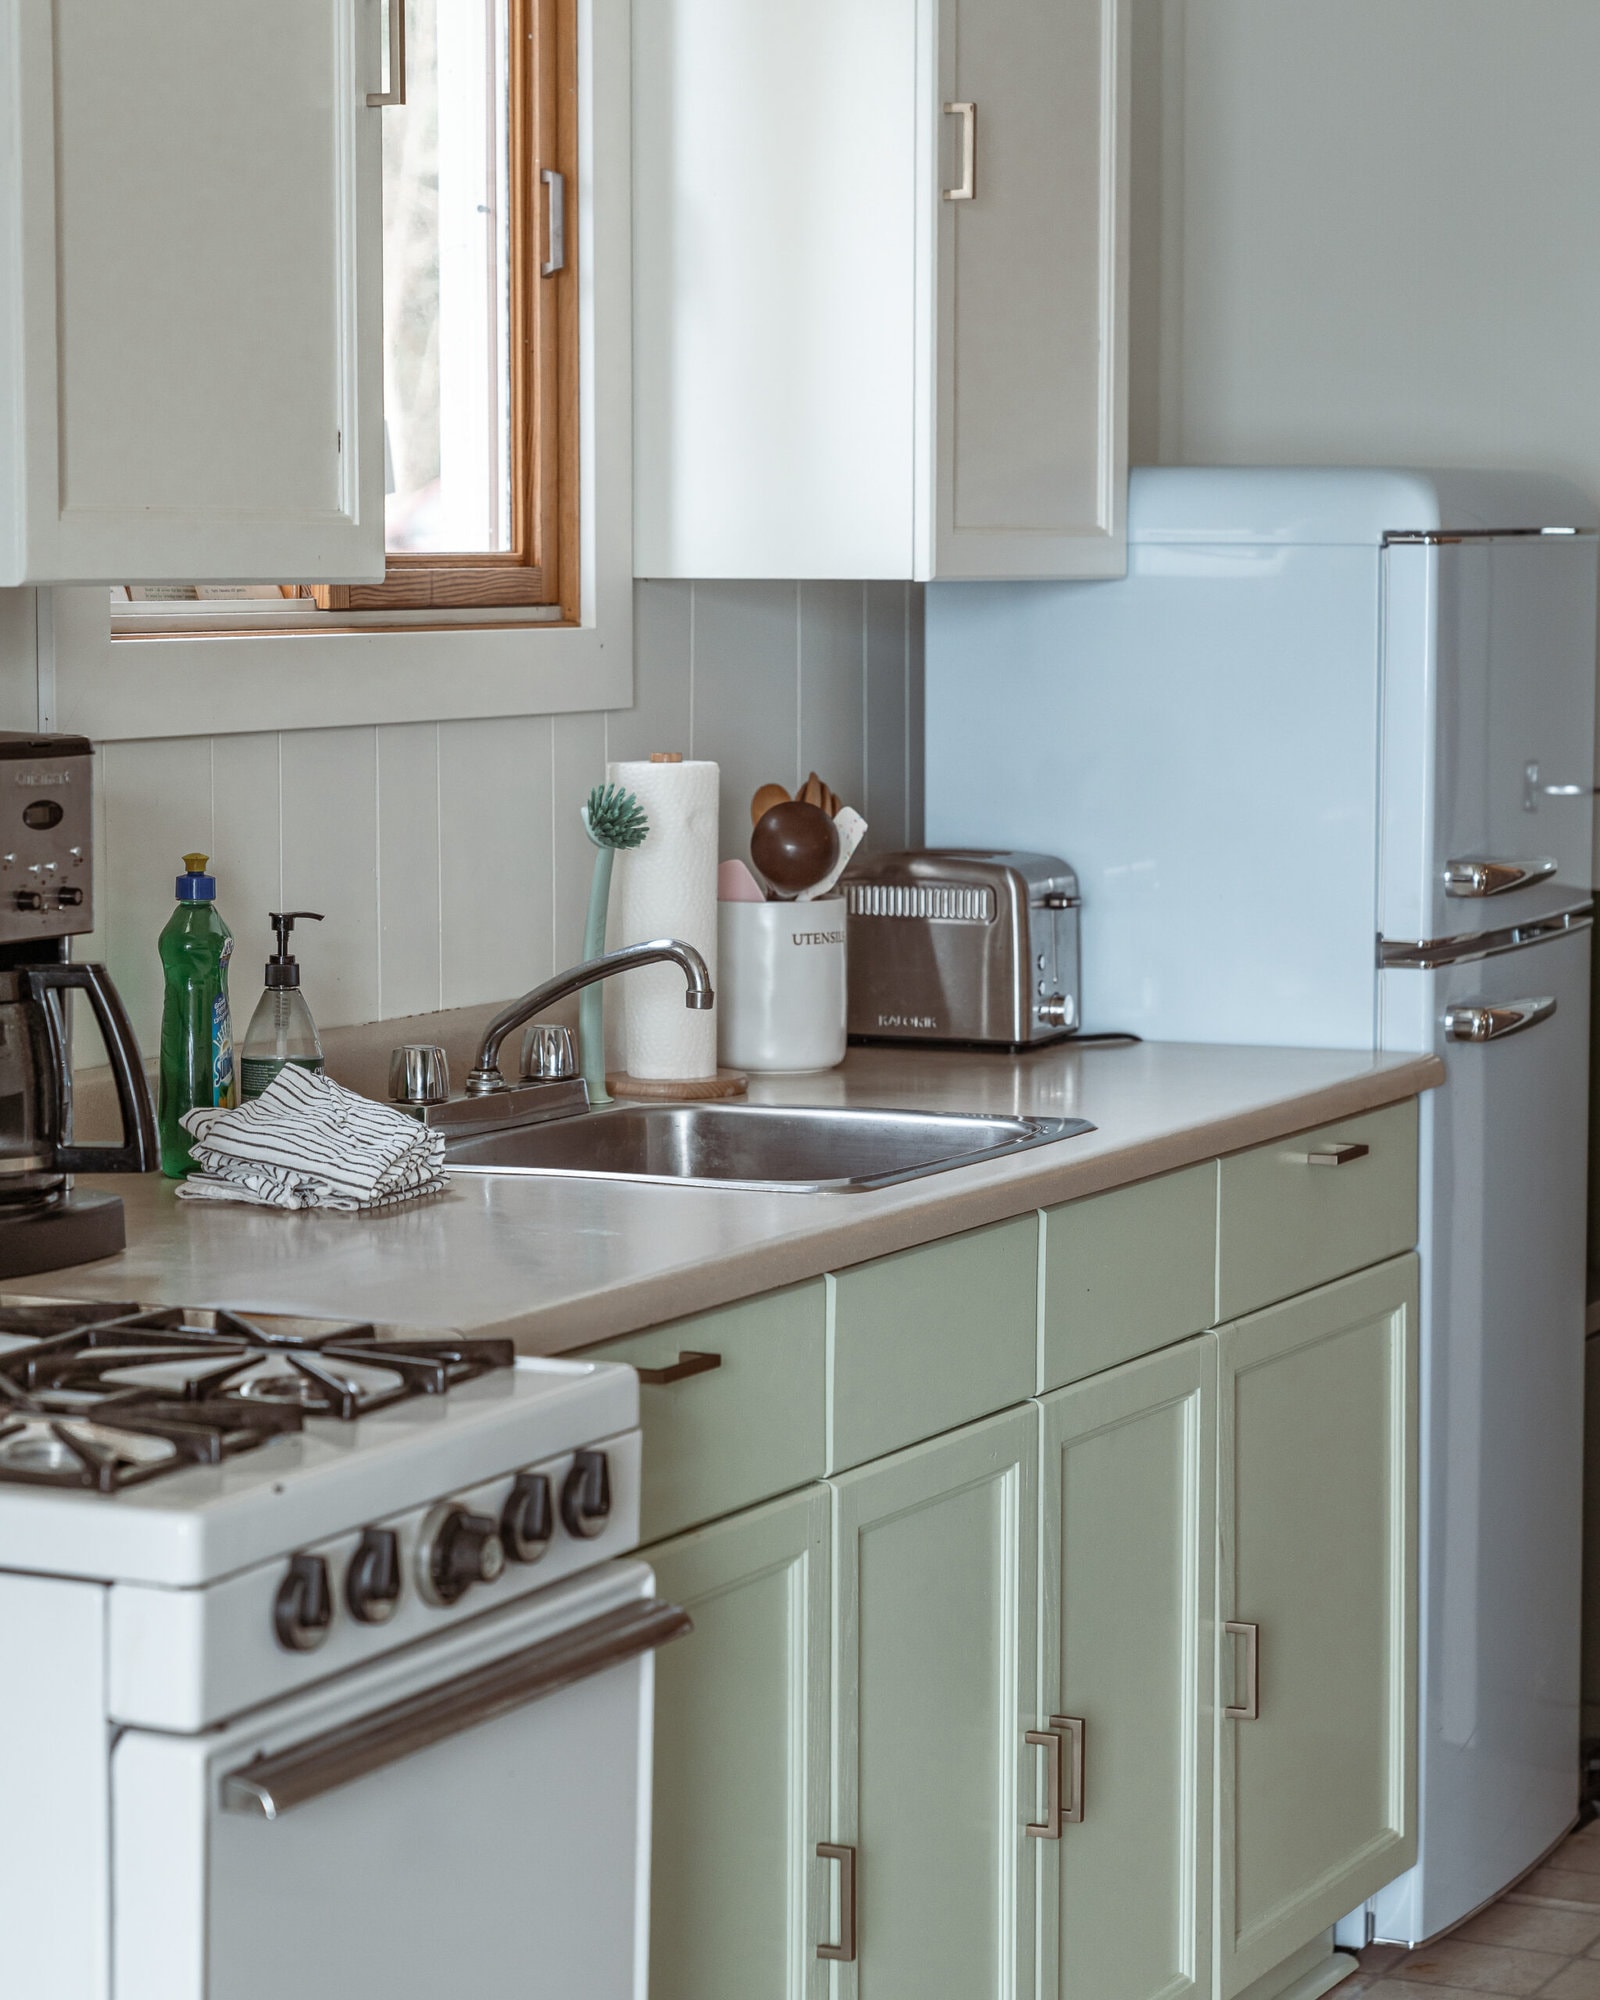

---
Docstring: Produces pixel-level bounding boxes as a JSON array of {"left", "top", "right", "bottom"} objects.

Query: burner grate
[{"left": 0, "top": 1301, "right": 516, "bottom": 1491}]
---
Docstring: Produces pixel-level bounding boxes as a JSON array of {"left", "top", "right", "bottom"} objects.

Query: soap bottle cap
[
  {"left": 176, "top": 853, "right": 217, "bottom": 901},
  {"left": 265, "top": 910, "right": 324, "bottom": 989}
]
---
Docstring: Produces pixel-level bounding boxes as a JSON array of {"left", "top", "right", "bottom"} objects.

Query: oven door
[{"left": 110, "top": 1561, "right": 684, "bottom": 2000}]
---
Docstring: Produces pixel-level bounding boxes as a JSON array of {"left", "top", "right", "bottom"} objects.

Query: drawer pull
[
  {"left": 817, "top": 1843, "right": 857, "bottom": 1961},
  {"left": 1225, "top": 1620, "right": 1260, "bottom": 1721},
  {"left": 634, "top": 1350, "right": 722, "bottom": 1386},
  {"left": 1301, "top": 1141, "right": 1369, "bottom": 1168},
  {"left": 1025, "top": 1727, "right": 1063, "bottom": 1839}
]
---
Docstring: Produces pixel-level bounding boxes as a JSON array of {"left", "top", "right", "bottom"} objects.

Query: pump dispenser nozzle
[{"left": 266, "top": 910, "right": 323, "bottom": 988}]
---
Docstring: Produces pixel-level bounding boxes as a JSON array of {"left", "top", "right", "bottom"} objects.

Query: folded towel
[{"left": 175, "top": 1066, "right": 448, "bottom": 1211}]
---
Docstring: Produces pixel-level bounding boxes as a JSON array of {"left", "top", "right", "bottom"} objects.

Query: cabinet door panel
[
  {"left": 1039, "top": 1337, "right": 1215, "bottom": 2000},
  {"left": 2, "top": 0, "right": 384, "bottom": 584},
  {"left": 1217, "top": 1258, "right": 1418, "bottom": 1997},
  {"left": 933, "top": 0, "right": 1129, "bottom": 579},
  {"left": 832, "top": 1407, "right": 1037, "bottom": 2000},
  {"left": 647, "top": 1490, "right": 831, "bottom": 2000}
]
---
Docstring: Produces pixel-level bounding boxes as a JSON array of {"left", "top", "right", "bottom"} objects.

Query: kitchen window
[{"left": 113, "top": 0, "right": 577, "bottom": 634}]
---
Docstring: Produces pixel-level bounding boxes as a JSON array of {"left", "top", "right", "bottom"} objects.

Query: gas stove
[
  {"left": 0, "top": 1294, "right": 669, "bottom": 2000},
  {"left": 0, "top": 1293, "right": 639, "bottom": 1603}
]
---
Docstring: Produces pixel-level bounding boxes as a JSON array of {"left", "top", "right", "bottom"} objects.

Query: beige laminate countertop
[{"left": 33, "top": 1041, "right": 1441, "bottom": 1355}]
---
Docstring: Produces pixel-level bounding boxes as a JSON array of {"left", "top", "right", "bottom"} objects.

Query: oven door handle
[{"left": 221, "top": 1596, "right": 692, "bottom": 1820}]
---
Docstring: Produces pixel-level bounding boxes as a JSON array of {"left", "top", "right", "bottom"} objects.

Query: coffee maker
[{"left": 0, "top": 734, "right": 155, "bottom": 1277}]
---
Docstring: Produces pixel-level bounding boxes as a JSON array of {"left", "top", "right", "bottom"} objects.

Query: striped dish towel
[{"left": 175, "top": 1065, "right": 448, "bottom": 1211}]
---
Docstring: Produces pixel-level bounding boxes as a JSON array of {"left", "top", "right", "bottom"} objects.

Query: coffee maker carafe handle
[{"left": 23, "top": 962, "right": 157, "bottom": 1173}]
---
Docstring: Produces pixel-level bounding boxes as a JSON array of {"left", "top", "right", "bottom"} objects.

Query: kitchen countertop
[{"left": 30, "top": 1041, "right": 1442, "bottom": 1354}]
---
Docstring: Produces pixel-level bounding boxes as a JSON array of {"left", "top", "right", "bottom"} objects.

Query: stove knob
[
  {"left": 560, "top": 1449, "right": 612, "bottom": 1540},
  {"left": 12, "top": 890, "right": 43, "bottom": 912},
  {"left": 501, "top": 1471, "right": 555, "bottom": 1564},
  {"left": 346, "top": 1526, "right": 403, "bottom": 1624},
  {"left": 273, "top": 1552, "right": 333, "bottom": 1652},
  {"left": 418, "top": 1504, "right": 506, "bottom": 1606}
]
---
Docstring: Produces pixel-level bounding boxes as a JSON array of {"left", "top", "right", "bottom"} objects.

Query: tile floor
[{"left": 1340, "top": 1822, "right": 1600, "bottom": 1997}]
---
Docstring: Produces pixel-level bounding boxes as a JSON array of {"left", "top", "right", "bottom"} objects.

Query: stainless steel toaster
[{"left": 843, "top": 850, "right": 1081, "bottom": 1047}]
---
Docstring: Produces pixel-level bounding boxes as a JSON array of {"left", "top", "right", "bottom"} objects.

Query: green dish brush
[{"left": 579, "top": 783, "right": 649, "bottom": 1104}]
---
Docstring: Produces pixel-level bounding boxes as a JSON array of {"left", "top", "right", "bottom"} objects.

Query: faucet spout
[{"left": 468, "top": 938, "right": 713, "bottom": 1094}]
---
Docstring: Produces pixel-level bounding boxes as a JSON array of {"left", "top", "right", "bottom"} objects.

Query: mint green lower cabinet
[
  {"left": 1037, "top": 1336, "right": 1216, "bottom": 2000},
  {"left": 830, "top": 1407, "right": 1038, "bottom": 1998},
  {"left": 1216, "top": 1257, "right": 1418, "bottom": 1998},
  {"left": 646, "top": 1489, "right": 831, "bottom": 2000}
]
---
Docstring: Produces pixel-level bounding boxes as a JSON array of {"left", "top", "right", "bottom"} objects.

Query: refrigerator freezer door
[
  {"left": 1374, "top": 921, "right": 1590, "bottom": 1945},
  {"left": 1379, "top": 536, "right": 1598, "bottom": 947}
]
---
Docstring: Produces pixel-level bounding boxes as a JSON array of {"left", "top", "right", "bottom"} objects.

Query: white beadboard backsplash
[{"left": 73, "top": 580, "right": 924, "bottom": 1062}]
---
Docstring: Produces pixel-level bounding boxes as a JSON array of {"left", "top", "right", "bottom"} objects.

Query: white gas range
[{"left": 0, "top": 1297, "right": 682, "bottom": 2000}]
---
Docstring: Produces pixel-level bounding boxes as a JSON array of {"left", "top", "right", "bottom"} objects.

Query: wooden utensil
[
  {"left": 750, "top": 782, "right": 790, "bottom": 827},
  {"left": 750, "top": 800, "right": 841, "bottom": 897}
]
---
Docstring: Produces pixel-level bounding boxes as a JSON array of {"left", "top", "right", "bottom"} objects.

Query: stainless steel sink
[{"left": 444, "top": 1102, "right": 1093, "bottom": 1193}]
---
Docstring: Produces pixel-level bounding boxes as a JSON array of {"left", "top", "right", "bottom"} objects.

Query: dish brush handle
[{"left": 580, "top": 847, "right": 615, "bottom": 1105}]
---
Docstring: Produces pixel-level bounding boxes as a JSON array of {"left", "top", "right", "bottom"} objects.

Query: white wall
[
  {"left": 1137, "top": 0, "right": 1600, "bottom": 492},
  {"left": 43, "top": 580, "right": 920, "bottom": 1059}
]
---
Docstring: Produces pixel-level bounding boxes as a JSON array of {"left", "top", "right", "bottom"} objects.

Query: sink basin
[{"left": 444, "top": 1102, "right": 1093, "bottom": 1193}]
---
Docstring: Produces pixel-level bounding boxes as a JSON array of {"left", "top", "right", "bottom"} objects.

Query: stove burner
[{"left": 0, "top": 1300, "right": 515, "bottom": 1493}]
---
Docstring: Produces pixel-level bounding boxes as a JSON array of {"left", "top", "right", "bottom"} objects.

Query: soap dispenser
[{"left": 240, "top": 911, "right": 325, "bottom": 1100}]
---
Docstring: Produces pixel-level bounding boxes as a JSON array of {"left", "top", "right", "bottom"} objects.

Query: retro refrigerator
[{"left": 926, "top": 467, "right": 1599, "bottom": 1944}]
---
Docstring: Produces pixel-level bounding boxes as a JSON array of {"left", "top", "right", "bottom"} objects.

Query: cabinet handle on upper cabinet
[
  {"left": 943, "top": 102, "right": 977, "bottom": 201},
  {"left": 817, "top": 1844, "right": 857, "bottom": 1962},
  {"left": 633, "top": 1350, "right": 722, "bottom": 1386},
  {"left": 1225, "top": 1621, "right": 1260, "bottom": 1721},
  {"left": 1025, "top": 1727, "right": 1063, "bottom": 1838},
  {"left": 541, "top": 169, "right": 566, "bottom": 276},
  {"left": 1301, "top": 1141, "right": 1369, "bottom": 1168},
  {"left": 367, "top": 0, "right": 406, "bottom": 106}
]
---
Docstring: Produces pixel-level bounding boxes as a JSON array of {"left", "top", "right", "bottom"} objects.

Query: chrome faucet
[{"left": 466, "top": 938, "right": 713, "bottom": 1095}]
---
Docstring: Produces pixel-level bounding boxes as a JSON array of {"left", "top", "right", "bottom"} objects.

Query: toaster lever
[{"left": 1041, "top": 892, "right": 1079, "bottom": 910}]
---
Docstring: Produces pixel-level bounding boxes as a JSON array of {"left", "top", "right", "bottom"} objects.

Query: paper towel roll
[{"left": 608, "top": 758, "right": 720, "bottom": 1079}]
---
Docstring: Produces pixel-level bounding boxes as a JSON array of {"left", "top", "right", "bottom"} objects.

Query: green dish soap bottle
[
  {"left": 157, "top": 853, "right": 236, "bottom": 1176},
  {"left": 240, "top": 911, "right": 325, "bottom": 1100}
]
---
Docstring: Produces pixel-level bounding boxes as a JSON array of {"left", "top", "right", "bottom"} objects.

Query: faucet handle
[
  {"left": 520, "top": 1023, "right": 577, "bottom": 1081},
  {"left": 389, "top": 1044, "right": 450, "bottom": 1106}
]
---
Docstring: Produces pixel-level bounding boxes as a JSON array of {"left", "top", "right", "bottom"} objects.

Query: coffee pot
[{"left": 0, "top": 735, "right": 155, "bottom": 1277}]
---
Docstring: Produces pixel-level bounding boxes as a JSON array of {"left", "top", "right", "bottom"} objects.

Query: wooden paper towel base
[{"left": 606, "top": 1069, "right": 749, "bottom": 1101}]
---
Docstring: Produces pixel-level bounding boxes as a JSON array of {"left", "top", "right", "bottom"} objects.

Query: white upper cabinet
[
  {"left": 0, "top": 0, "right": 386, "bottom": 586},
  {"left": 633, "top": 0, "right": 1129, "bottom": 583}
]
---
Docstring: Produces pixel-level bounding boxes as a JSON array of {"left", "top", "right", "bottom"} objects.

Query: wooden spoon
[
  {"left": 750, "top": 782, "right": 790, "bottom": 828},
  {"left": 750, "top": 800, "right": 841, "bottom": 897}
]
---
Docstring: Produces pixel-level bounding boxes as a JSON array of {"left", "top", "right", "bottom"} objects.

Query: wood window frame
[{"left": 314, "top": 0, "right": 580, "bottom": 621}]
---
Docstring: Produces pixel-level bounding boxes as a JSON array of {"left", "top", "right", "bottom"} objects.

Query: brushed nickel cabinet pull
[
  {"left": 1226, "top": 1620, "right": 1260, "bottom": 1721},
  {"left": 943, "top": 102, "right": 977, "bottom": 201},
  {"left": 1301, "top": 1141, "right": 1370, "bottom": 1168},
  {"left": 1025, "top": 1727, "right": 1063, "bottom": 1839},
  {"left": 1056, "top": 1714, "right": 1086, "bottom": 1824},
  {"left": 633, "top": 1350, "right": 722, "bottom": 1386},
  {"left": 367, "top": 0, "right": 406, "bottom": 106},
  {"left": 817, "top": 1843, "right": 857, "bottom": 1962}
]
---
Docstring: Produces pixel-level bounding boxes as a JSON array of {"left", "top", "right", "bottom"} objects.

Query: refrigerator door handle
[
  {"left": 1443, "top": 856, "right": 1558, "bottom": 898},
  {"left": 1444, "top": 996, "right": 1557, "bottom": 1043}
]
